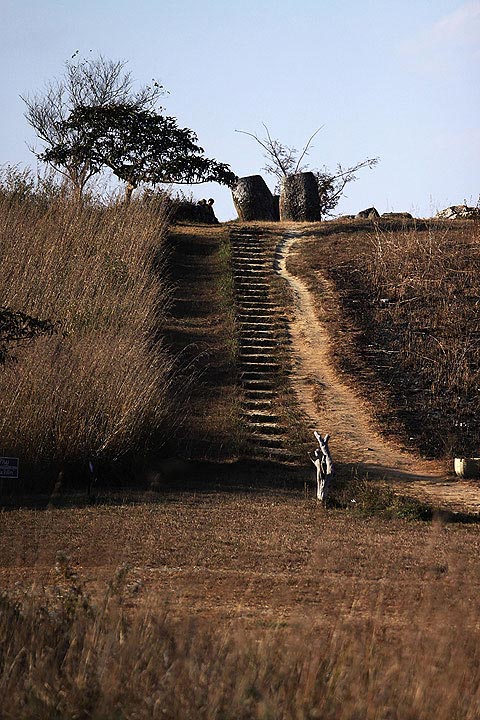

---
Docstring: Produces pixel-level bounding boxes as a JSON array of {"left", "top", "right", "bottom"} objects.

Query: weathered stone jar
[
  {"left": 232, "top": 175, "right": 276, "bottom": 221},
  {"left": 279, "top": 172, "right": 321, "bottom": 222}
]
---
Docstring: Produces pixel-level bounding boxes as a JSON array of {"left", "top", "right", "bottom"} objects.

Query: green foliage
[
  {"left": 332, "top": 473, "right": 433, "bottom": 520},
  {"left": 41, "top": 104, "right": 237, "bottom": 194},
  {"left": 0, "top": 307, "right": 56, "bottom": 364},
  {"left": 24, "top": 55, "right": 236, "bottom": 200},
  {"left": 23, "top": 55, "right": 164, "bottom": 197}
]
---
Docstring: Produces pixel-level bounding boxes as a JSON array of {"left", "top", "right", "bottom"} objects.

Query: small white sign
[{"left": 0, "top": 457, "right": 19, "bottom": 478}]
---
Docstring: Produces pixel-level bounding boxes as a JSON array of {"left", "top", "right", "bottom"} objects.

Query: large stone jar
[
  {"left": 232, "top": 175, "right": 276, "bottom": 221},
  {"left": 279, "top": 172, "right": 321, "bottom": 222}
]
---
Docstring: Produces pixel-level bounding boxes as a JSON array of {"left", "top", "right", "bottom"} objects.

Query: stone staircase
[{"left": 230, "top": 230, "right": 300, "bottom": 464}]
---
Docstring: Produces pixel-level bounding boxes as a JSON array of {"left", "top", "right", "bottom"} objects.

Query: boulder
[
  {"left": 172, "top": 198, "right": 218, "bottom": 224},
  {"left": 272, "top": 195, "right": 280, "bottom": 221},
  {"left": 356, "top": 207, "right": 380, "bottom": 219},
  {"left": 435, "top": 205, "right": 479, "bottom": 220},
  {"left": 279, "top": 172, "right": 321, "bottom": 222},
  {"left": 232, "top": 175, "right": 276, "bottom": 221},
  {"left": 381, "top": 212, "right": 413, "bottom": 220}
]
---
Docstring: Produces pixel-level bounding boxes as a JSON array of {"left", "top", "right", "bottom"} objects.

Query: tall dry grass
[
  {"left": 0, "top": 173, "right": 176, "bottom": 477},
  {"left": 366, "top": 220, "right": 480, "bottom": 456},
  {"left": 1, "top": 546, "right": 480, "bottom": 720}
]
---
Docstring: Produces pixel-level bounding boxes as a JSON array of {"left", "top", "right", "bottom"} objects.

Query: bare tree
[
  {"left": 22, "top": 54, "right": 165, "bottom": 200},
  {"left": 236, "top": 124, "right": 379, "bottom": 216},
  {"left": 314, "top": 159, "right": 379, "bottom": 216},
  {"left": 237, "top": 124, "right": 323, "bottom": 181}
]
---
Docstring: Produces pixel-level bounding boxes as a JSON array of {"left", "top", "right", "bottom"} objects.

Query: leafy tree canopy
[
  {"left": 23, "top": 55, "right": 236, "bottom": 201},
  {"left": 41, "top": 104, "right": 237, "bottom": 199},
  {"left": 22, "top": 55, "right": 165, "bottom": 198}
]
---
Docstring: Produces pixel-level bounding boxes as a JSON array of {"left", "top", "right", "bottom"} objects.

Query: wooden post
[{"left": 310, "top": 431, "right": 334, "bottom": 502}]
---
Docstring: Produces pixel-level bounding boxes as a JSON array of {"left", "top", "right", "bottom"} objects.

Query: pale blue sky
[{"left": 1, "top": 0, "right": 479, "bottom": 219}]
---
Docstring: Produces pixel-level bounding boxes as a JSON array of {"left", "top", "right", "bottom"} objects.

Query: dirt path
[{"left": 275, "top": 231, "right": 480, "bottom": 513}]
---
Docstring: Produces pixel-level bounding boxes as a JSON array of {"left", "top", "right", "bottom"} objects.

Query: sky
[{"left": 1, "top": 0, "right": 479, "bottom": 220}]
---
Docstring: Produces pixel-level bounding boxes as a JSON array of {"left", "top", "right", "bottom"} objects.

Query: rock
[
  {"left": 435, "top": 205, "right": 479, "bottom": 220},
  {"left": 272, "top": 195, "right": 280, "bottom": 221},
  {"left": 356, "top": 207, "right": 380, "bottom": 219},
  {"left": 232, "top": 175, "right": 276, "bottom": 221},
  {"left": 381, "top": 212, "right": 413, "bottom": 219},
  {"left": 279, "top": 172, "right": 321, "bottom": 222},
  {"left": 173, "top": 198, "right": 219, "bottom": 224},
  {"left": 454, "top": 457, "right": 480, "bottom": 479}
]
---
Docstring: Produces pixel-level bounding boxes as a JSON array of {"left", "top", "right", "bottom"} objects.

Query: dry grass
[
  {"left": 0, "top": 175, "right": 175, "bottom": 486},
  {"left": 289, "top": 218, "right": 480, "bottom": 458},
  {"left": 165, "top": 223, "right": 242, "bottom": 459},
  {"left": 367, "top": 220, "right": 480, "bottom": 456},
  {"left": 2, "top": 493, "right": 480, "bottom": 718},
  {"left": 3, "top": 210, "right": 480, "bottom": 717}
]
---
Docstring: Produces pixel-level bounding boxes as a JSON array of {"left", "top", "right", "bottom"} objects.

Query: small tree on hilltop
[
  {"left": 237, "top": 124, "right": 379, "bottom": 216},
  {"left": 23, "top": 54, "right": 164, "bottom": 200},
  {"left": 42, "top": 104, "right": 237, "bottom": 204}
]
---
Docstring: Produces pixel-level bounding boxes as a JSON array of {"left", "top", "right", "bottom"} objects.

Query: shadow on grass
[
  {"left": 2, "top": 458, "right": 480, "bottom": 525},
  {"left": 330, "top": 463, "right": 480, "bottom": 524},
  {"left": 0, "top": 459, "right": 307, "bottom": 512}
]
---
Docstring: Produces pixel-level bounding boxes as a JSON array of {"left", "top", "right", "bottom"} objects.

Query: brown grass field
[
  {"left": 287, "top": 217, "right": 480, "bottom": 459},
  {"left": 3, "top": 208, "right": 480, "bottom": 718},
  {"left": 0, "top": 181, "right": 175, "bottom": 491},
  {"left": 2, "top": 491, "right": 480, "bottom": 718}
]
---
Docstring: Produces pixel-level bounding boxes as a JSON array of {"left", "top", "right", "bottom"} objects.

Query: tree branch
[{"left": 294, "top": 126, "right": 324, "bottom": 174}]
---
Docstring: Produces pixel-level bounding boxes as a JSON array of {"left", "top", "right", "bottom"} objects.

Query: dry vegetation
[
  {"left": 0, "top": 171, "right": 176, "bottom": 490},
  {"left": 3, "top": 206, "right": 480, "bottom": 718},
  {"left": 289, "top": 218, "right": 480, "bottom": 459},
  {"left": 2, "top": 494, "right": 480, "bottom": 719},
  {"left": 164, "top": 223, "right": 242, "bottom": 459},
  {"left": 368, "top": 220, "right": 480, "bottom": 456}
]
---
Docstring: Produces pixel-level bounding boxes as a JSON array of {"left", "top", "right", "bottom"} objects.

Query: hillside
[
  {"left": 3, "top": 215, "right": 480, "bottom": 719},
  {"left": 166, "top": 217, "right": 480, "bottom": 512}
]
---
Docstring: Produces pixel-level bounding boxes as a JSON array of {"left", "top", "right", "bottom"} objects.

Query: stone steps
[
  {"left": 242, "top": 412, "right": 280, "bottom": 424},
  {"left": 238, "top": 302, "right": 277, "bottom": 310},
  {"left": 231, "top": 230, "right": 300, "bottom": 465},
  {"left": 246, "top": 434, "right": 285, "bottom": 449},
  {"left": 239, "top": 362, "right": 280, "bottom": 373},
  {"left": 239, "top": 357, "right": 279, "bottom": 367},
  {"left": 244, "top": 389, "right": 276, "bottom": 401}
]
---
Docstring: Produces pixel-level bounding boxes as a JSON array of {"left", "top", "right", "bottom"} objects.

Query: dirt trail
[{"left": 275, "top": 231, "right": 480, "bottom": 513}]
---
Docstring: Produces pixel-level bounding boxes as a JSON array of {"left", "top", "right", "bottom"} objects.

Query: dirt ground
[{"left": 1, "top": 491, "right": 480, "bottom": 628}]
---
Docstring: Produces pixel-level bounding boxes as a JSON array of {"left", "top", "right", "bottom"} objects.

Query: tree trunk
[
  {"left": 124, "top": 182, "right": 135, "bottom": 206},
  {"left": 311, "top": 431, "right": 334, "bottom": 502},
  {"left": 280, "top": 172, "right": 321, "bottom": 222},
  {"left": 232, "top": 175, "right": 276, "bottom": 221}
]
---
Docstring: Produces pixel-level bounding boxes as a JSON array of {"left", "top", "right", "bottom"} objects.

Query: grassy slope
[
  {"left": 3, "top": 219, "right": 480, "bottom": 718},
  {"left": 164, "top": 222, "right": 241, "bottom": 460},
  {"left": 0, "top": 192, "right": 174, "bottom": 492},
  {"left": 164, "top": 221, "right": 311, "bottom": 465},
  {"left": 288, "top": 218, "right": 480, "bottom": 459}
]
